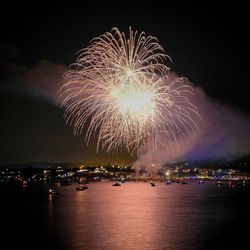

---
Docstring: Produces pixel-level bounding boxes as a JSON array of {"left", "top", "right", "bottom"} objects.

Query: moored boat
[
  {"left": 112, "top": 182, "right": 121, "bottom": 186},
  {"left": 166, "top": 180, "right": 171, "bottom": 185},
  {"left": 150, "top": 181, "right": 156, "bottom": 187},
  {"left": 76, "top": 186, "right": 88, "bottom": 191}
]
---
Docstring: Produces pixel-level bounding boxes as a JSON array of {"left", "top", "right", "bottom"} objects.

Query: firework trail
[{"left": 59, "top": 27, "right": 200, "bottom": 154}]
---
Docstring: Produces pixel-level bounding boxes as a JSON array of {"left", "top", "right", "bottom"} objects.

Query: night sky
[{"left": 1, "top": 2, "right": 249, "bottom": 165}]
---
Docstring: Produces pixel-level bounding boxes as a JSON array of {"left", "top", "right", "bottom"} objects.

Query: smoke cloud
[
  {"left": 134, "top": 77, "right": 250, "bottom": 170},
  {"left": 19, "top": 60, "right": 66, "bottom": 105},
  {"left": 1, "top": 59, "right": 66, "bottom": 105}
]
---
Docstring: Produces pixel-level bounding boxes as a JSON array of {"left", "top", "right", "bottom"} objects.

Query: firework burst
[{"left": 59, "top": 27, "right": 200, "bottom": 154}]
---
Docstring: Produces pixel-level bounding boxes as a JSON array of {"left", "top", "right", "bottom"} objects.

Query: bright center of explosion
[{"left": 111, "top": 84, "right": 155, "bottom": 120}]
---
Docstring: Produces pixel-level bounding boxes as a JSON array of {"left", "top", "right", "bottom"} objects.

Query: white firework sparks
[{"left": 59, "top": 27, "right": 200, "bottom": 154}]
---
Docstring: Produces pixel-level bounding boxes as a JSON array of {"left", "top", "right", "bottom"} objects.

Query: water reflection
[
  {"left": 47, "top": 183, "right": 219, "bottom": 249},
  {"left": 2, "top": 182, "right": 249, "bottom": 249}
]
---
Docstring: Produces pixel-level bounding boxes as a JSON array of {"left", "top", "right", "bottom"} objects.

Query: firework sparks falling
[{"left": 59, "top": 27, "right": 200, "bottom": 154}]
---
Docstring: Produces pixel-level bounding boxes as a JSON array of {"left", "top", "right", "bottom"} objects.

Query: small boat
[
  {"left": 112, "top": 182, "right": 121, "bottom": 186},
  {"left": 76, "top": 186, "right": 88, "bottom": 191},
  {"left": 150, "top": 181, "right": 156, "bottom": 187},
  {"left": 165, "top": 180, "right": 171, "bottom": 185}
]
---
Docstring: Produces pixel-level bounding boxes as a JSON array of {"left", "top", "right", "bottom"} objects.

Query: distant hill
[
  {"left": 1, "top": 154, "right": 250, "bottom": 170},
  {"left": 0, "top": 162, "right": 82, "bottom": 169},
  {"left": 163, "top": 155, "right": 250, "bottom": 170}
]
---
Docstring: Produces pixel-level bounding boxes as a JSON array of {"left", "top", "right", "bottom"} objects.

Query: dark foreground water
[{"left": 1, "top": 182, "right": 250, "bottom": 250}]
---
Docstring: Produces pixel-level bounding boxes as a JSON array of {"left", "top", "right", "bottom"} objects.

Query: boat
[
  {"left": 76, "top": 185, "right": 88, "bottom": 191},
  {"left": 112, "top": 182, "right": 121, "bottom": 186},
  {"left": 165, "top": 180, "right": 171, "bottom": 185},
  {"left": 150, "top": 181, "right": 156, "bottom": 187}
]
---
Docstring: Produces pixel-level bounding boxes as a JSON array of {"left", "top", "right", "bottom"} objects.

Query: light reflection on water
[{"left": 1, "top": 182, "right": 250, "bottom": 249}]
